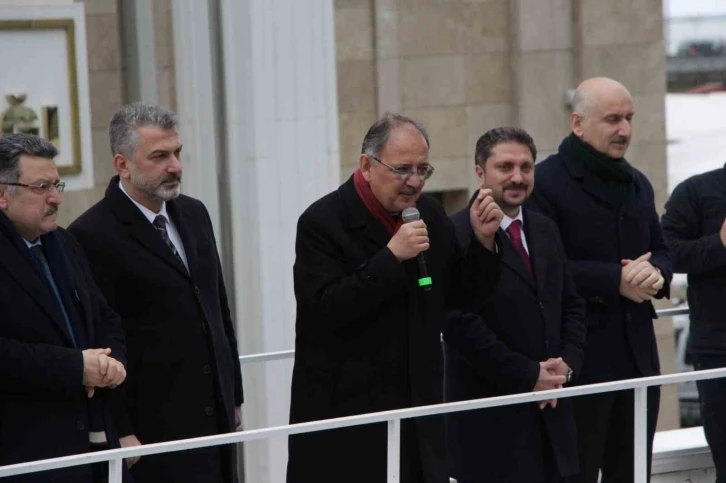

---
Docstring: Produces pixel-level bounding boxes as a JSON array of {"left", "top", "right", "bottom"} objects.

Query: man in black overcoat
[
  {"left": 68, "top": 103, "right": 243, "bottom": 483},
  {"left": 0, "top": 133, "right": 128, "bottom": 483},
  {"left": 287, "top": 113, "right": 504, "bottom": 483},
  {"left": 527, "top": 77, "right": 673, "bottom": 483},
  {"left": 446, "top": 127, "right": 587, "bottom": 483},
  {"left": 662, "top": 167, "right": 726, "bottom": 483}
]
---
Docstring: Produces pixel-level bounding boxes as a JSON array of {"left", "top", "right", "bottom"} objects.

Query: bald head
[{"left": 570, "top": 77, "right": 634, "bottom": 159}]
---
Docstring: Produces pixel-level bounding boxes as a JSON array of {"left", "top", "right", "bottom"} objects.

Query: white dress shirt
[
  {"left": 500, "top": 208, "right": 529, "bottom": 255},
  {"left": 118, "top": 181, "right": 189, "bottom": 270}
]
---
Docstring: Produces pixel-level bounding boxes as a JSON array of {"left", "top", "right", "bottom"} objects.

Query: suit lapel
[
  {"left": 106, "top": 178, "right": 190, "bottom": 277},
  {"left": 499, "top": 227, "right": 535, "bottom": 289},
  {"left": 0, "top": 217, "right": 76, "bottom": 345},
  {"left": 523, "top": 212, "right": 548, "bottom": 297},
  {"left": 167, "top": 199, "right": 197, "bottom": 277}
]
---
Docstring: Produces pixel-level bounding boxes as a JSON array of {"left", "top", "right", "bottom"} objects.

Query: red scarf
[{"left": 353, "top": 169, "right": 403, "bottom": 236}]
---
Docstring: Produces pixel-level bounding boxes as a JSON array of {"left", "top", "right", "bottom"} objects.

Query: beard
[{"left": 128, "top": 164, "right": 181, "bottom": 202}]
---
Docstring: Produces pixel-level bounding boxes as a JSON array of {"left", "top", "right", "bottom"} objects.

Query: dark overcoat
[
  {"left": 0, "top": 213, "right": 129, "bottom": 483},
  {"left": 526, "top": 141, "right": 673, "bottom": 382},
  {"left": 68, "top": 177, "right": 243, "bottom": 483},
  {"left": 446, "top": 199, "right": 586, "bottom": 483},
  {"left": 287, "top": 176, "right": 500, "bottom": 483}
]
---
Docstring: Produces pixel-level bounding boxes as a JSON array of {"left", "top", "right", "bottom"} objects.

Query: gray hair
[
  {"left": 361, "top": 113, "right": 430, "bottom": 158},
  {"left": 475, "top": 127, "right": 537, "bottom": 167},
  {"left": 109, "top": 102, "right": 178, "bottom": 157},
  {"left": 570, "top": 88, "right": 593, "bottom": 118},
  {"left": 0, "top": 133, "right": 58, "bottom": 190}
]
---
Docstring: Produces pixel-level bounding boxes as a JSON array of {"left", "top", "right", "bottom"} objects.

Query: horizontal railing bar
[
  {"left": 236, "top": 307, "right": 690, "bottom": 364},
  {"left": 1, "top": 361, "right": 721, "bottom": 478},
  {"left": 238, "top": 349, "right": 295, "bottom": 364}
]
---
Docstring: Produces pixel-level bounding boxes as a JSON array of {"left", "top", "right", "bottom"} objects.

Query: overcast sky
[{"left": 665, "top": 0, "right": 726, "bottom": 17}]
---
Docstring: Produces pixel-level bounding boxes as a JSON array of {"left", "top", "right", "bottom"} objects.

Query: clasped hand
[
  {"left": 82, "top": 348, "right": 126, "bottom": 398},
  {"left": 620, "top": 252, "right": 664, "bottom": 303},
  {"left": 534, "top": 357, "right": 568, "bottom": 410}
]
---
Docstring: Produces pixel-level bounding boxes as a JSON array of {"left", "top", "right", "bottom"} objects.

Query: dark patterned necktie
[
  {"left": 505, "top": 220, "right": 532, "bottom": 274},
  {"left": 153, "top": 215, "right": 185, "bottom": 267}
]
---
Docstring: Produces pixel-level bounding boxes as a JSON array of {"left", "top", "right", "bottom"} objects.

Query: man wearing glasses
[
  {"left": 0, "top": 133, "right": 128, "bottom": 482},
  {"left": 287, "top": 113, "right": 504, "bottom": 483}
]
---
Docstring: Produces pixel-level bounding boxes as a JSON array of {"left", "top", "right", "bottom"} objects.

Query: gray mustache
[{"left": 400, "top": 186, "right": 419, "bottom": 195}]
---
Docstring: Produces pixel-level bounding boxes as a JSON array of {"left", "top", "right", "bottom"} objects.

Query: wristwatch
[{"left": 566, "top": 367, "right": 574, "bottom": 384}]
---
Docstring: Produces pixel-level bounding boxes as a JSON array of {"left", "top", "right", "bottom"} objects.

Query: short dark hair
[
  {"left": 474, "top": 127, "right": 537, "bottom": 167},
  {"left": 109, "top": 102, "right": 178, "bottom": 157},
  {"left": 0, "top": 133, "right": 58, "bottom": 187},
  {"left": 361, "top": 113, "right": 430, "bottom": 157}
]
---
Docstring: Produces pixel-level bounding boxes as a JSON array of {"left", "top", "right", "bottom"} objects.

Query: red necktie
[{"left": 506, "top": 220, "right": 532, "bottom": 274}]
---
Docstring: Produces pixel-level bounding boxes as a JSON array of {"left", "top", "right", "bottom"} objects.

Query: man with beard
[
  {"left": 287, "top": 113, "right": 504, "bottom": 483},
  {"left": 0, "top": 133, "right": 128, "bottom": 483},
  {"left": 527, "top": 77, "right": 673, "bottom": 483},
  {"left": 447, "top": 127, "right": 586, "bottom": 483},
  {"left": 68, "top": 103, "right": 243, "bottom": 483}
]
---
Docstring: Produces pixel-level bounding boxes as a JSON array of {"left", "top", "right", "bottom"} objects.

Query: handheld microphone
[{"left": 401, "top": 207, "right": 432, "bottom": 291}]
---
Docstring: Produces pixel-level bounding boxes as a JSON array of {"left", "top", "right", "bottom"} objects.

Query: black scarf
[{"left": 565, "top": 133, "right": 634, "bottom": 203}]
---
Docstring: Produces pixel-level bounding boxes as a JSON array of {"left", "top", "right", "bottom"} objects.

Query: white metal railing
[{"left": 0, "top": 306, "right": 698, "bottom": 482}]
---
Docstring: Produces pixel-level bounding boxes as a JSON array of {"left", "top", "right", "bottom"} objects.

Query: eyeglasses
[
  {"left": 0, "top": 181, "right": 66, "bottom": 194},
  {"left": 371, "top": 156, "right": 435, "bottom": 181}
]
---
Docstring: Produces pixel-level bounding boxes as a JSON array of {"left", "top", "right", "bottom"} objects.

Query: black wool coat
[
  {"left": 287, "top": 176, "right": 500, "bottom": 483},
  {"left": 0, "top": 214, "right": 129, "bottom": 483},
  {"left": 447, "top": 199, "right": 586, "bottom": 483},
  {"left": 68, "top": 177, "right": 243, "bottom": 483},
  {"left": 662, "top": 166, "right": 726, "bottom": 355},
  {"left": 526, "top": 139, "right": 673, "bottom": 383}
]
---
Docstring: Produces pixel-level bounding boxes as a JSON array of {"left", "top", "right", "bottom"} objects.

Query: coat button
[
  {"left": 626, "top": 312, "right": 632, "bottom": 321},
  {"left": 77, "top": 420, "right": 85, "bottom": 431},
  {"left": 538, "top": 301, "right": 544, "bottom": 310},
  {"left": 203, "top": 364, "right": 211, "bottom": 375},
  {"left": 205, "top": 406, "right": 214, "bottom": 416},
  {"left": 194, "top": 285, "right": 201, "bottom": 295}
]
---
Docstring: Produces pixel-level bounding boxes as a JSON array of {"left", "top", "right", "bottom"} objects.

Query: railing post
[
  {"left": 108, "top": 457, "right": 123, "bottom": 483},
  {"left": 633, "top": 386, "right": 648, "bottom": 483},
  {"left": 387, "top": 419, "right": 401, "bottom": 483}
]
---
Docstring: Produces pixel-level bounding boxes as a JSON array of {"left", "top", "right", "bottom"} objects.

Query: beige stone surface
[
  {"left": 580, "top": 41, "right": 666, "bottom": 96},
  {"left": 91, "top": 127, "right": 114, "bottom": 186},
  {"left": 89, "top": 70, "right": 124, "bottom": 130},
  {"left": 338, "top": 60, "right": 377, "bottom": 113},
  {"left": 336, "top": 6, "right": 375, "bottom": 62},
  {"left": 580, "top": 0, "right": 663, "bottom": 47},
  {"left": 517, "top": 0, "right": 571, "bottom": 52},
  {"left": 85, "top": 13, "right": 121, "bottom": 72},
  {"left": 466, "top": 103, "right": 513, "bottom": 155},
  {"left": 153, "top": 0, "right": 174, "bottom": 69},
  {"left": 631, "top": 93, "right": 667, "bottom": 145},
  {"left": 83, "top": 0, "right": 117, "bottom": 16},
  {"left": 339, "top": 110, "right": 377, "bottom": 165},
  {"left": 335, "top": 0, "right": 371, "bottom": 8},
  {"left": 374, "top": 3, "right": 399, "bottom": 59},
  {"left": 401, "top": 55, "right": 465, "bottom": 108},
  {"left": 465, "top": 54, "right": 510, "bottom": 104},
  {"left": 404, "top": 106, "right": 468, "bottom": 158},
  {"left": 421, "top": 156, "right": 469, "bottom": 193},
  {"left": 156, "top": 67, "right": 177, "bottom": 112},
  {"left": 397, "top": 5, "right": 460, "bottom": 57},
  {"left": 377, "top": 58, "right": 401, "bottom": 114},
  {"left": 459, "top": 1, "right": 509, "bottom": 54},
  {"left": 515, "top": 50, "right": 572, "bottom": 153}
]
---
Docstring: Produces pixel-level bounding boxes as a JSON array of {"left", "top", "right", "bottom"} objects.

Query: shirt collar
[
  {"left": 500, "top": 207, "right": 524, "bottom": 233},
  {"left": 118, "top": 180, "right": 170, "bottom": 225},
  {"left": 24, "top": 238, "right": 42, "bottom": 248}
]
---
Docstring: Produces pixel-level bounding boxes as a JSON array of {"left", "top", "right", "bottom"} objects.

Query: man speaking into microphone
[{"left": 288, "top": 113, "right": 504, "bottom": 483}]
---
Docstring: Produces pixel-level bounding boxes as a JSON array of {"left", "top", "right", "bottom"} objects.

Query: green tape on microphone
[{"left": 418, "top": 277, "right": 432, "bottom": 287}]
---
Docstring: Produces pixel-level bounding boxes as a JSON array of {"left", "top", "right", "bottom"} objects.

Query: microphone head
[{"left": 401, "top": 207, "right": 420, "bottom": 223}]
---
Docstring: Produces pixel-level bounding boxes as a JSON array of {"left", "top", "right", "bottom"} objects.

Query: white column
[
  {"left": 171, "top": 0, "right": 222, "bottom": 239},
  {"left": 219, "top": 1, "right": 339, "bottom": 482}
]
